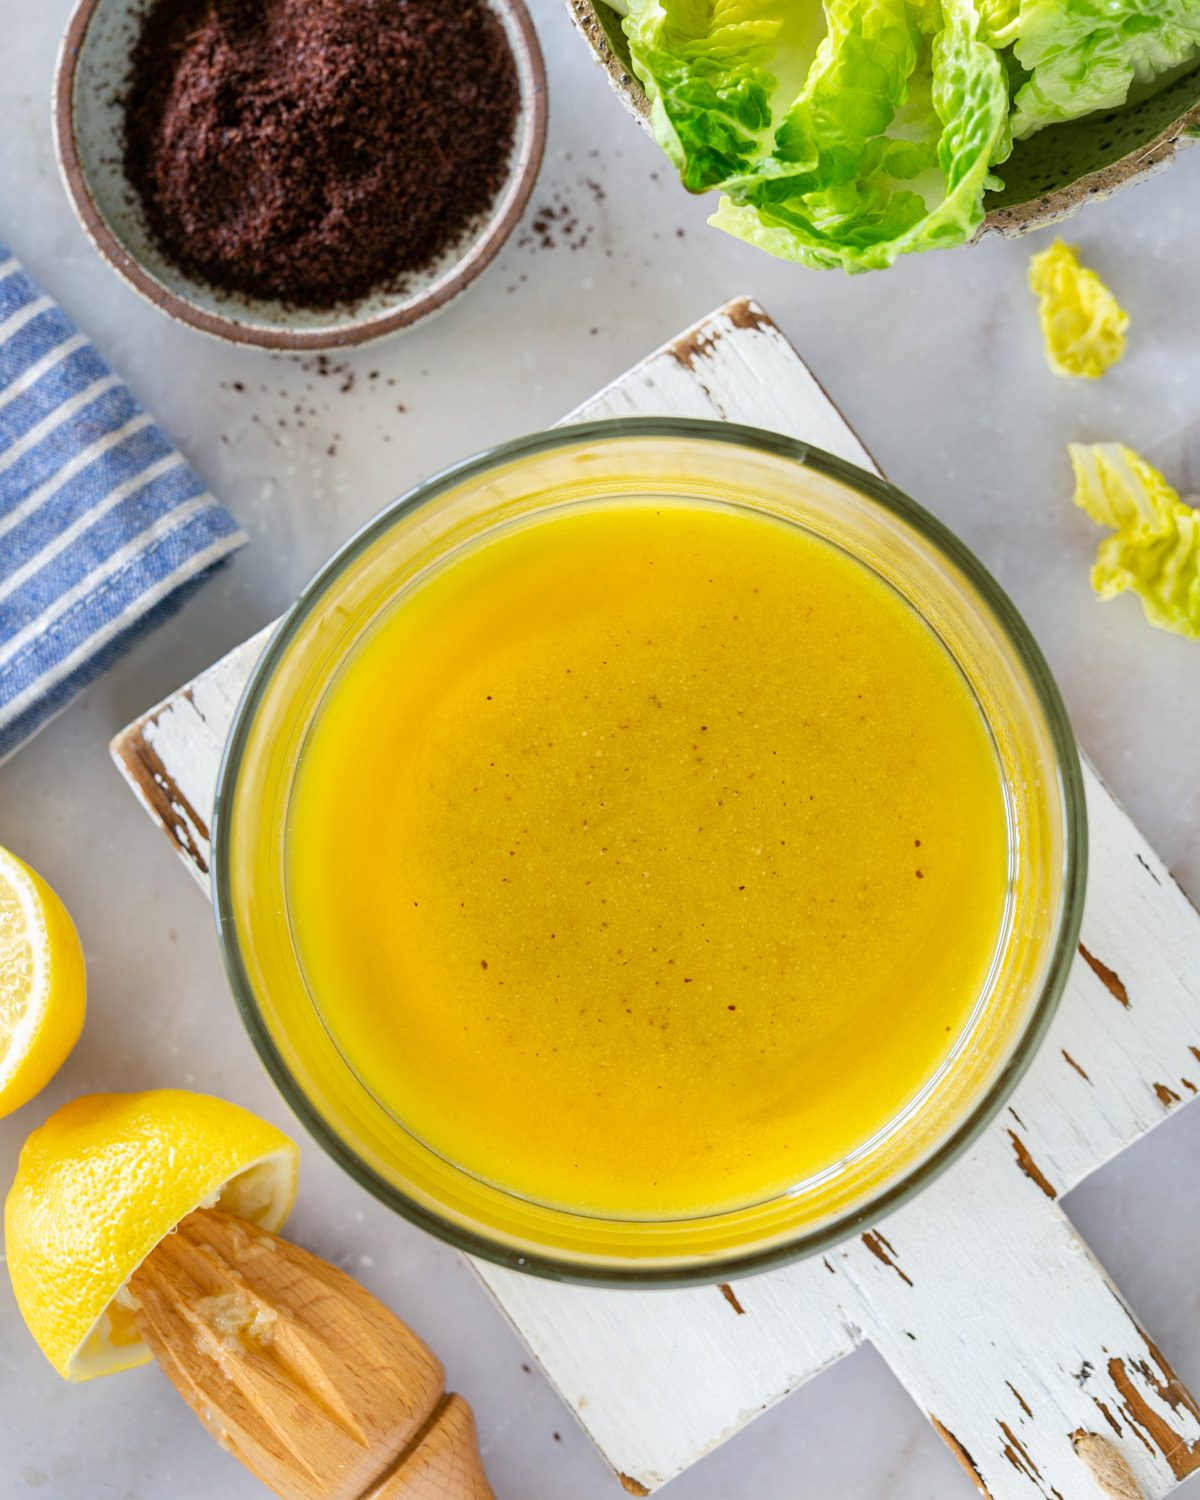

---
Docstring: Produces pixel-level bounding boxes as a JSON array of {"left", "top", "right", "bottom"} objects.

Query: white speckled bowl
[{"left": 54, "top": 0, "right": 547, "bottom": 350}]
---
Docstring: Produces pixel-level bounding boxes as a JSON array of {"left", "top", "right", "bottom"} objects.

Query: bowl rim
[
  {"left": 52, "top": 0, "right": 548, "bottom": 351},
  {"left": 211, "top": 417, "right": 1088, "bottom": 1285}
]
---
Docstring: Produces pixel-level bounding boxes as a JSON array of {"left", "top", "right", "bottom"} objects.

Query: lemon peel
[
  {"left": 4, "top": 1089, "right": 297, "bottom": 1379},
  {"left": 1029, "top": 240, "right": 1129, "bottom": 379},
  {"left": 1070, "top": 443, "right": 1200, "bottom": 639}
]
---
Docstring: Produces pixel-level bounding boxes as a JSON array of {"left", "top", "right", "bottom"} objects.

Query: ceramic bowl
[
  {"left": 567, "top": 0, "right": 1200, "bottom": 242},
  {"left": 54, "top": 0, "right": 547, "bottom": 350}
]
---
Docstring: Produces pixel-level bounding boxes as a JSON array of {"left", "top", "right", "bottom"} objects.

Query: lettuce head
[
  {"left": 621, "top": 0, "right": 1011, "bottom": 272},
  {"left": 615, "top": 0, "right": 1200, "bottom": 271}
]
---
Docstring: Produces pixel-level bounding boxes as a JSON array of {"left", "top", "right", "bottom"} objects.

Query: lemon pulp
[
  {"left": 286, "top": 500, "right": 1010, "bottom": 1218},
  {"left": 0, "top": 847, "right": 85, "bottom": 1118},
  {"left": 0, "top": 864, "right": 36, "bottom": 1070}
]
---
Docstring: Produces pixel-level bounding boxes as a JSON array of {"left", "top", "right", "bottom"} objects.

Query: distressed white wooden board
[
  {"left": 112, "top": 300, "right": 1200, "bottom": 1500},
  {"left": 114, "top": 630, "right": 270, "bottom": 884}
]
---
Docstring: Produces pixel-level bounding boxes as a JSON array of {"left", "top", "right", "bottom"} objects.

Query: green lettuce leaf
[
  {"left": 1070, "top": 443, "right": 1200, "bottom": 639},
  {"left": 1011, "top": 0, "right": 1200, "bottom": 139},
  {"left": 616, "top": 1, "right": 829, "bottom": 191},
  {"left": 620, "top": 0, "right": 1010, "bottom": 272},
  {"left": 1028, "top": 239, "right": 1129, "bottom": 378},
  {"left": 710, "top": 0, "right": 1011, "bottom": 271},
  {"left": 979, "top": 0, "right": 1019, "bottom": 47}
]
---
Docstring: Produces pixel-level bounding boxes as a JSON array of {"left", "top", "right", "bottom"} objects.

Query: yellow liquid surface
[{"left": 287, "top": 501, "right": 1010, "bottom": 1218}]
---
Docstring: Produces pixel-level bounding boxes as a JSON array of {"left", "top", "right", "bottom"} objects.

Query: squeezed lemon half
[
  {"left": 0, "top": 846, "right": 86, "bottom": 1118},
  {"left": 4, "top": 1089, "right": 297, "bottom": 1379}
]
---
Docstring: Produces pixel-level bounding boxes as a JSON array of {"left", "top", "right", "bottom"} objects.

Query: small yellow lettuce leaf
[
  {"left": 1029, "top": 241, "right": 1129, "bottom": 379},
  {"left": 1070, "top": 443, "right": 1200, "bottom": 639}
]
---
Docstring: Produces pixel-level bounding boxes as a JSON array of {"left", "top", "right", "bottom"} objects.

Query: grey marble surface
[{"left": 2, "top": 4, "right": 1199, "bottom": 1497}]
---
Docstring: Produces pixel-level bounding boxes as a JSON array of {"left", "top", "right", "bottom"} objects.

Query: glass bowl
[{"left": 212, "top": 419, "right": 1086, "bottom": 1285}]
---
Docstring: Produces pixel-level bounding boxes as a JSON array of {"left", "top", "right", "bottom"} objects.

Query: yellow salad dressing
[{"left": 286, "top": 499, "right": 1010, "bottom": 1219}]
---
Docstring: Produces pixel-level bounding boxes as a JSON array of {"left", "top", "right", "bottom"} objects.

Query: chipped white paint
[
  {"left": 115, "top": 630, "right": 270, "bottom": 885},
  {"left": 111, "top": 301, "right": 1200, "bottom": 1500}
]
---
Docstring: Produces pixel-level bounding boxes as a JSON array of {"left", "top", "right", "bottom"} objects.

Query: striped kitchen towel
[{"left": 0, "top": 244, "right": 246, "bottom": 764}]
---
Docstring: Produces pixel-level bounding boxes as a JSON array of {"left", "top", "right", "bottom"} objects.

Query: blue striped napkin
[{"left": 0, "top": 245, "right": 246, "bottom": 764}]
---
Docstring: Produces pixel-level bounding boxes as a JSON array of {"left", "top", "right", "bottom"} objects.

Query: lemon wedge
[
  {"left": 0, "top": 846, "right": 86, "bottom": 1118},
  {"left": 4, "top": 1089, "right": 298, "bottom": 1379}
]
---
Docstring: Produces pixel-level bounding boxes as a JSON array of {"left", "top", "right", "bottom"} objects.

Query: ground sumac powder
[{"left": 123, "top": 0, "right": 520, "bottom": 308}]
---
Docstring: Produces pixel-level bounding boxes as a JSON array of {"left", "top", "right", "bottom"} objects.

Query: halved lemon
[
  {"left": 4, "top": 1089, "right": 298, "bottom": 1379},
  {"left": 0, "top": 846, "right": 86, "bottom": 1118}
]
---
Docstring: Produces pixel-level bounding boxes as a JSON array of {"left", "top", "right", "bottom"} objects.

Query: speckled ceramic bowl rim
[
  {"left": 211, "top": 417, "right": 1088, "bottom": 1287},
  {"left": 52, "top": 0, "right": 548, "bottom": 351}
]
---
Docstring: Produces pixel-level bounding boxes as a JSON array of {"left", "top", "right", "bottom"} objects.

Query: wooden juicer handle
[{"left": 128, "top": 1207, "right": 497, "bottom": 1500}]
